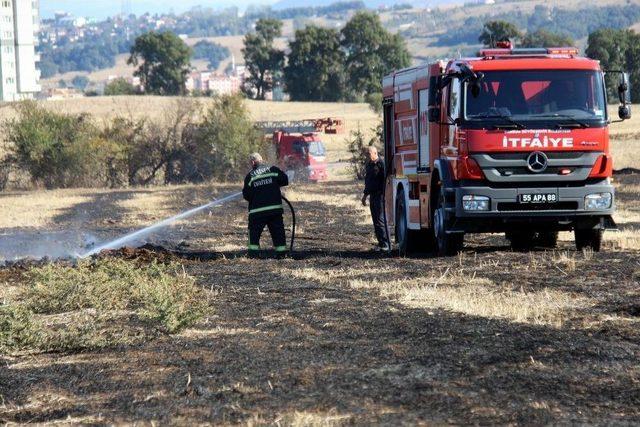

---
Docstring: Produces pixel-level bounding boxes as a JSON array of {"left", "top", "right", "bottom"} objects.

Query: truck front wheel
[
  {"left": 433, "top": 190, "right": 463, "bottom": 256},
  {"left": 575, "top": 228, "right": 603, "bottom": 252}
]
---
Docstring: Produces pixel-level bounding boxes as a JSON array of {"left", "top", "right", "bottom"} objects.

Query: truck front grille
[
  {"left": 497, "top": 202, "right": 579, "bottom": 211},
  {"left": 471, "top": 151, "right": 602, "bottom": 183}
]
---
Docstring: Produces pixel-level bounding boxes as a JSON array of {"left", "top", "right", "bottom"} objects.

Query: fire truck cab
[
  {"left": 273, "top": 130, "right": 328, "bottom": 182},
  {"left": 383, "top": 46, "right": 632, "bottom": 256},
  {"left": 255, "top": 119, "right": 339, "bottom": 183}
]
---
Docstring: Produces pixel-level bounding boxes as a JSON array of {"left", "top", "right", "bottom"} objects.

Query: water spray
[{"left": 80, "top": 192, "right": 243, "bottom": 258}]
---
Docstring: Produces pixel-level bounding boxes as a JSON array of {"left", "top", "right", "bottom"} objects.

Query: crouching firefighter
[{"left": 243, "top": 153, "right": 289, "bottom": 258}]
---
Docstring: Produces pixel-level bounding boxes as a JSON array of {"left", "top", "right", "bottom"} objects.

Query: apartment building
[{"left": 0, "top": 0, "right": 40, "bottom": 101}]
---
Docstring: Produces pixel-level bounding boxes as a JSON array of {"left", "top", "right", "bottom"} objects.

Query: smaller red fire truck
[{"left": 256, "top": 118, "right": 342, "bottom": 182}]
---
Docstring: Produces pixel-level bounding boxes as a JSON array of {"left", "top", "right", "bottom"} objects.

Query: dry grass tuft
[{"left": 351, "top": 270, "right": 583, "bottom": 327}]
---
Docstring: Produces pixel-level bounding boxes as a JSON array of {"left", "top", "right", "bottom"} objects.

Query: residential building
[{"left": 0, "top": 0, "right": 40, "bottom": 101}]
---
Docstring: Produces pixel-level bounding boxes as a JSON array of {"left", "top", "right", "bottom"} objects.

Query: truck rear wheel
[
  {"left": 396, "top": 190, "right": 419, "bottom": 256},
  {"left": 433, "top": 189, "right": 463, "bottom": 256},
  {"left": 575, "top": 228, "right": 603, "bottom": 252}
]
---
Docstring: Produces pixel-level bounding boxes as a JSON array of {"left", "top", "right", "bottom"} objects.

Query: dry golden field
[{"left": 1, "top": 98, "right": 640, "bottom": 423}]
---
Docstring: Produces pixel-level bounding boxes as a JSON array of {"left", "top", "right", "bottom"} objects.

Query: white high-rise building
[{"left": 0, "top": 0, "right": 40, "bottom": 101}]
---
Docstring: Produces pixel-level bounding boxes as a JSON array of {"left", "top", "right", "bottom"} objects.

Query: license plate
[{"left": 519, "top": 193, "right": 557, "bottom": 204}]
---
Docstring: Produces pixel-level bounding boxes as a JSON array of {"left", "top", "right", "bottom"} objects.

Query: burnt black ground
[{"left": 1, "top": 178, "right": 639, "bottom": 424}]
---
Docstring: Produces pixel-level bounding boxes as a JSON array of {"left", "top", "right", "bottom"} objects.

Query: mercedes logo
[{"left": 526, "top": 151, "right": 548, "bottom": 173}]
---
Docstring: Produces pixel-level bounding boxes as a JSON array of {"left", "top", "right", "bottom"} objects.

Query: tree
[
  {"left": 520, "top": 30, "right": 574, "bottom": 48},
  {"left": 192, "top": 40, "right": 230, "bottom": 70},
  {"left": 72, "top": 75, "right": 90, "bottom": 91},
  {"left": 284, "top": 26, "right": 346, "bottom": 102},
  {"left": 242, "top": 19, "right": 285, "bottom": 100},
  {"left": 341, "top": 11, "right": 411, "bottom": 98},
  {"left": 187, "top": 95, "right": 267, "bottom": 180},
  {"left": 479, "top": 21, "right": 522, "bottom": 48},
  {"left": 128, "top": 31, "right": 192, "bottom": 96},
  {"left": 104, "top": 78, "right": 138, "bottom": 96},
  {"left": 586, "top": 28, "right": 640, "bottom": 103}
]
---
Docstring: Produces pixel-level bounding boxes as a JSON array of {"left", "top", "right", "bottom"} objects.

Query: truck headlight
[
  {"left": 585, "top": 193, "right": 612, "bottom": 210},
  {"left": 463, "top": 195, "right": 490, "bottom": 211}
]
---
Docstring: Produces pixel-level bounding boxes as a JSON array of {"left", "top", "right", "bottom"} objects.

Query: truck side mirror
[
  {"left": 618, "top": 73, "right": 631, "bottom": 120},
  {"left": 428, "top": 108, "right": 440, "bottom": 123},
  {"left": 618, "top": 73, "right": 630, "bottom": 104},
  {"left": 619, "top": 105, "right": 632, "bottom": 120}
]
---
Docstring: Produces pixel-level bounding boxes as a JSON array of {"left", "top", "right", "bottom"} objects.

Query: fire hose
[{"left": 282, "top": 195, "right": 296, "bottom": 252}]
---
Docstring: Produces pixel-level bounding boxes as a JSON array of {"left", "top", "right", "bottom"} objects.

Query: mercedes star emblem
[{"left": 526, "top": 151, "right": 548, "bottom": 173}]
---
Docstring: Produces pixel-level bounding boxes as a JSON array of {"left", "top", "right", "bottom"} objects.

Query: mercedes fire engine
[
  {"left": 256, "top": 118, "right": 342, "bottom": 183},
  {"left": 382, "top": 45, "right": 631, "bottom": 256}
]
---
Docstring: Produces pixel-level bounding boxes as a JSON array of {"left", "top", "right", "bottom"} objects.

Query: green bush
[
  {"left": 104, "top": 77, "right": 138, "bottom": 96},
  {"left": 189, "top": 95, "right": 267, "bottom": 181},
  {"left": 3, "top": 101, "right": 107, "bottom": 188},
  {"left": 1, "top": 259, "right": 208, "bottom": 354},
  {"left": 347, "top": 124, "right": 382, "bottom": 180},
  {"left": 0, "top": 304, "right": 43, "bottom": 354},
  {"left": 24, "top": 259, "right": 208, "bottom": 334}
]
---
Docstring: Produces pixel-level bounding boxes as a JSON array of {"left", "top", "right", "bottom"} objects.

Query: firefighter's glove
[{"left": 361, "top": 194, "right": 368, "bottom": 206}]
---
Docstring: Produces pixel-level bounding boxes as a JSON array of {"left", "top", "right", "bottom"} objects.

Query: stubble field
[{"left": 0, "top": 99, "right": 639, "bottom": 424}]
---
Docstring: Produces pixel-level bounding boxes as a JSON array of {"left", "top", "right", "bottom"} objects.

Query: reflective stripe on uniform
[
  {"left": 249, "top": 204, "right": 283, "bottom": 215},
  {"left": 248, "top": 244, "right": 260, "bottom": 250},
  {"left": 275, "top": 245, "right": 288, "bottom": 252},
  {"left": 249, "top": 172, "right": 278, "bottom": 185}
]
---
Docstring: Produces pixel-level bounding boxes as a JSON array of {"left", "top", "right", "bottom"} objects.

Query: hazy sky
[{"left": 40, "top": 0, "right": 277, "bottom": 19}]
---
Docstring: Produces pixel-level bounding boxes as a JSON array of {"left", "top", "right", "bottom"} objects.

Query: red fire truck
[
  {"left": 382, "top": 45, "right": 631, "bottom": 256},
  {"left": 256, "top": 119, "right": 341, "bottom": 182}
]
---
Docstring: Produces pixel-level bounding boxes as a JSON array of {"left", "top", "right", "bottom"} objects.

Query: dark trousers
[
  {"left": 248, "top": 214, "right": 287, "bottom": 253},
  {"left": 369, "top": 193, "right": 389, "bottom": 246}
]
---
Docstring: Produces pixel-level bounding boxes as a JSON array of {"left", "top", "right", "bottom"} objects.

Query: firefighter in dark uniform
[
  {"left": 361, "top": 146, "right": 390, "bottom": 251},
  {"left": 243, "top": 153, "right": 289, "bottom": 257}
]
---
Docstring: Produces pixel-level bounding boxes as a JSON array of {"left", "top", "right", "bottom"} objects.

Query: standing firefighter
[
  {"left": 361, "top": 146, "right": 390, "bottom": 251},
  {"left": 243, "top": 153, "right": 289, "bottom": 258}
]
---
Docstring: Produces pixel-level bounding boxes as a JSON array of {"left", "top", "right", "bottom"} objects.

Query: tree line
[
  {"left": 241, "top": 11, "right": 411, "bottom": 102},
  {"left": 478, "top": 20, "right": 640, "bottom": 103},
  {"left": 433, "top": 4, "right": 640, "bottom": 48}
]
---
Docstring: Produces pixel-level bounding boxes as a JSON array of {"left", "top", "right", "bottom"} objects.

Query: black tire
[
  {"left": 396, "top": 190, "right": 434, "bottom": 256},
  {"left": 396, "top": 190, "right": 412, "bottom": 257},
  {"left": 506, "top": 230, "right": 536, "bottom": 251},
  {"left": 433, "top": 189, "right": 463, "bottom": 256},
  {"left": 535, "top": 231, "right": 559, "bottom": 249},
  {"left": 575, "top": 228, "right": 603, "bottom": 251}
]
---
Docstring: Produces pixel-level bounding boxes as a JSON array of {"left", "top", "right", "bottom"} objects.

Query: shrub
[
  {"left": 0, "top": 304, "right": 43, "bottom": 353},
  {"left": 347, "top": 124, "right": 382, "bottom": 180},
  {"left": 0, "top": 258, "right": 209, "bottom": 354},
  {"left": 24, "top": 259, "right": 208, "bottom": 333},
  {"left": 104, "top": 77, "right": 138, "bottom": 96},
  {"left": 180, "top": 95, "right": 268, "bottom": 181},
  {"left": 3, "top": 101, "right": 106, "bottom": 188}
]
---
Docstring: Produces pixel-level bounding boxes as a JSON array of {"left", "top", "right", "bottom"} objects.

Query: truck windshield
[
  {"left": 308, "top": 141, "right": 326, "bottom": 156},
  {"left": 465, "top": 70, "right": 606, "bottom": 124}
]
